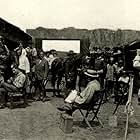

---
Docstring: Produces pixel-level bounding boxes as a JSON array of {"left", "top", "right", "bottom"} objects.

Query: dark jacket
[
  {"left": 0, "top": 44, "right": 9, "bottom": 65},
  {"left": 64, "top": 56, "right": 77, "bottom": 79},
  {"left": 35, "top": 58, "right": 49, "bottom": 80}
]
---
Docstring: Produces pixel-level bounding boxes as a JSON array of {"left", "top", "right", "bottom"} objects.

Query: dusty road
[{"left": 0, "top": 92, "right": 139, "bottom": 140}]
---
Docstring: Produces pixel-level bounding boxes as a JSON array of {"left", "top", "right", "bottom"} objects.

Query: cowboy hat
[{"left": 67, "top": 50, "right": 75, "bottom": 56}]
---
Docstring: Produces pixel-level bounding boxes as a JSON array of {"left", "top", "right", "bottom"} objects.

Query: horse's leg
[
  {"left": 78, "top": 75, "right": 82, "bottom": 92},
  {"left": 56, "top": 79, "right": 60, "bottom": 95},
  {"left": 56, "top": 73, "right": 63, "bottom": 96},
  {"left": 51, "top": 73, "right": 56, "bottom": 97}
]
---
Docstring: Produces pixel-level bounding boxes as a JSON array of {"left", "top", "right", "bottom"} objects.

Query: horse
[
  {"left": 50, "top": 57, "right": 66, "bottom": 96},
  {"left": 50, "top": 53, "right": 82, "bottom": 97},
  {"left": 50, "top": 53, "right": 94, "bottom": 96}
]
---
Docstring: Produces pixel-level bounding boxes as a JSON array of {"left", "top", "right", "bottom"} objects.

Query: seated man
[
  {"left": 0, "top": 65, "right": 26, "bottom": 108},
  {"left": 57, "top": 72, "right": 101, "bottom": 115}
]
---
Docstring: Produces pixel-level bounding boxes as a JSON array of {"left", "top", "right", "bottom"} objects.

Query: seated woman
[{"left": 57, "top": 72, "right": 101, "bottom": 115}]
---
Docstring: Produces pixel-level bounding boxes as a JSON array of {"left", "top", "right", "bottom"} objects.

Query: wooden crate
[
  {"left": 60, "top": 113, "right": 73, "bottom": 133},
  {"left": 109, "top": 115, "right": 118, "bottom": 127}
]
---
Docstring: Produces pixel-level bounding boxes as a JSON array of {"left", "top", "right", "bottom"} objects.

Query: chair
[
  {"left": 113, "top": 81, "right": 129, "bottom": 114},
  {"left": 77, "top": 89, "right": 105, "bottom": 131},
  {"left": 7, "top": 79, "right": 28, "bottom": 109}
]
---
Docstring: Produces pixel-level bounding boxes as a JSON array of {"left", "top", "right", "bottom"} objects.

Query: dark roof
[
  {"left": 124, "top": 40, "right": 140, "bottom": 50},
  {"left": 0, "top": 18, "right": 32, "bottom": 41}
]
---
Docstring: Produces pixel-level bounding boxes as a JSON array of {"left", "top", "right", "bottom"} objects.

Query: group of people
[
  {"left": 0, "top": 36, "right": 28, "bottom": 108},
  {"left": 0, "top": 36, "right": 62, "bottom": 108},
  {"left": 0, "top": 36, "right": 131, "bottom": 113},
  {"left": 57, "top": 48, "right": 130, "bottom": 116}
]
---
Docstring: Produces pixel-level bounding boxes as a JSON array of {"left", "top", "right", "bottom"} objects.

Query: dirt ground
[{"left": 0, "top": 90, "right": 140, "bottom": 140}]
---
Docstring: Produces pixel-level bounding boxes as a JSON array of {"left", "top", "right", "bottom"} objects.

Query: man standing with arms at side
[
  {"left": 34, "top": 51, "right": 50, "bottom": 102},
  {"left": 64, "top": 50, "right": 77, "bottom": 94}
]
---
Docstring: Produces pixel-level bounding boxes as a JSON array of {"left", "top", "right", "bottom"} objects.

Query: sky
[
  {"left": 1, "top": 0, "right": 140, "bottom": 31},
  {"left": 42, "top": 40, "right": 80, "bottom": 53}
]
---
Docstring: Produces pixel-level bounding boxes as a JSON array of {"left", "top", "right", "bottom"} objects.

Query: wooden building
[
  {"left": 0, "top": 18, "right": 32, "bottom": 50},
  {"left": 34, "top": 38, "right": 90, "bottom": 56},
  {"left": 124, "top": 40, "right": 140, "bottom": 71}
]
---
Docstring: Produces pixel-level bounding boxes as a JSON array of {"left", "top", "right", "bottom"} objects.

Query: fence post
[{"left": 124, "top": 74, "right": 134, "bottom": 140}]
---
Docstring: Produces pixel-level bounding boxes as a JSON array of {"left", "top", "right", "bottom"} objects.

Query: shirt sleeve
[
  {"left": 13, "top": 75, "right": 26, "bottom": 88},
  {"left": 44, "top": 60, "right": 49, "bottom": 78},
  {"left": 25, "top": 57, "right": 30, "bottom": 74},
  {"left": 4, "top": 45, "right": 10, "bottom": 55}
]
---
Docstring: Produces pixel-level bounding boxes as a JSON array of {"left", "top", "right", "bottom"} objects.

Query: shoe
[
  {"left": 114, "top": 101, "right": 119, "bottom": 104},
  {"left": 40, "top": 96, "right": 43, "bottom": 100},
  {"left": 33, "top": 97, "right": 37, "bottom": 101},
  {"left": 57, "top": 107, "right": 66, "bottom": 111},
  {"left": 57, "top": 105, "right": 72, "bottom": 111},
  {"left": 57, "top": 107, "right": 73, "bottom": 116},
  {"left": 0, "top": 104, "right": 5, "bottom": 109},
  {"left": 55, "top": 94, "right": 63, "bottom": 98},
  {"left": 34, "top": 97, "right": 41, "bottom": 101},
  {"left": 66, "top": 110, "right": 72, "bottom": 116},
  {"left": 42, "top": 97, "right": 50, "bottom": 102}
]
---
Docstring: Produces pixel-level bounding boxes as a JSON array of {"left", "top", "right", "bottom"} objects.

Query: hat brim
[
  {"left": 67, "top": 53, "right": 74, "bottom": 56},
  {"left": 84, "top": 72, "right": 99, "bottom": 78}
]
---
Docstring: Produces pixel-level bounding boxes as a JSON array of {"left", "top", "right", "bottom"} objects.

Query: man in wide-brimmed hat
[
  {"left": 67, "top": 50, "right": 75, "bottom": 56},
  {"left": 57, "top": 71, "right": 101, "bottom": 115},
  {"left": 93, "top": 49, "right": 106, "bottom": 88},
  {"left": 64, "top": 50, "right": 77, "bottom": 91}
]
